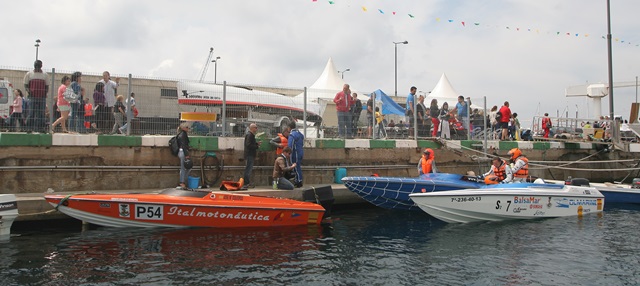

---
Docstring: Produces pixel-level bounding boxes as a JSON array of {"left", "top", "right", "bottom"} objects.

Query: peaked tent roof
[
  {"left": 306, "top": 57, "right": 346, "bottom": 98},
  {"left": 427, "top": 73, "right": 460, "bottom": 102},
  {"left": 426, "top": 73, "right": 482, "bottom": 110}
]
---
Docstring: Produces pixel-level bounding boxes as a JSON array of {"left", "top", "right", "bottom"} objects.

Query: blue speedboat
[{"left": 342, "top": 173, "right": 564, "bottom": 211}]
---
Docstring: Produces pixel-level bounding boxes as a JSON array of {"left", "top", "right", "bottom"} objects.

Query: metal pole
[
  {"left": 636, "top": 76, "right": 638, "bottom": 104},
  {"left": 606, "top": 0, "right": 619, "bottom": 143},
  {"left": 483, "top": 96, "right": 487, "bottom": 152},
  {"left": 414, "top": 93, "right": 418, "bottom": 140},
  {"left": 303, "top": 87, "right": 307, "bottom": 137},
  {"left": 606, "top": 0, "right": 614, "bottom": 120},
  {"left": 394, "top": 44, "right": 398, "bottom": 97},
  {"left": 49, "top": 68, "right": 55, "bottom": 132},
  {"left": 35, "top": 39, "right": 41, "bottom": 61},
  {"left": 126, "top": 74, "right": 132, "bottom": 135},
  {"left": 372, "top": 92, "right": 376, "bottom": 139},
  {"left": 222, "top": 81, "right": 227, "bottom": 136},
  {"left": 214, "top": 61, "right": 217, "bottom": 84}
]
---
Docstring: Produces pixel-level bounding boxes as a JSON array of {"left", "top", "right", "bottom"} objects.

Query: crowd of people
[{"left": 7, "top": 60, "right": 138, "bottom": 134}]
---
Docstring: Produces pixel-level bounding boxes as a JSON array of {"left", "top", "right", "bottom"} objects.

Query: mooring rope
[{"left": 433, "top": 138, "right": 640, "bottom": 172}]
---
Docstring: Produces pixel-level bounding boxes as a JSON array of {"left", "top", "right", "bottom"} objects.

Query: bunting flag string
[{"left": 311, "top": 0, "right": 638, "bottom": 47}]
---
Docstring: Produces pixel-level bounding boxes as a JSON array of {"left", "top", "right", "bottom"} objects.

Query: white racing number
[{"left": 135, "top": 204, "right": 164, "bottom": 220}]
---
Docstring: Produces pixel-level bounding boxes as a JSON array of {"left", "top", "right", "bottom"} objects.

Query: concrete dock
[{"left": 14, "top": 184, "right": 366, "bottom": 222}]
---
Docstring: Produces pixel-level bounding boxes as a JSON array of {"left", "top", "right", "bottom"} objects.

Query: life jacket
[
  {"left": 275, "top": 133, "right": 288, "bottom": 155},
  {"left": 491, "top": 160, "right": 507, "bottom": 181},
  {"left": 514, "top": 157, "right": 529, "bottom": 178},
  {"left": 220, "top": 178, "right": 244, "bottom": 191},
  {"left": 84, "top": 103, "right": 93, "bottom": 116},
  {"left": 421, "top": 154, "right": 434, "bottom": 175}
]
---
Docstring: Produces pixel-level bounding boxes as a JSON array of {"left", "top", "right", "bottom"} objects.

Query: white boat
[
  {"left": 409, "top": 185, "right": 604, "bottom": 223},
  {"left": 0, "top": 194, "right": 19, "bottom": 239}
]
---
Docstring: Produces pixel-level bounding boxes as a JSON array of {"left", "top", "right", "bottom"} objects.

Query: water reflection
[{"left": 2, "top": 207, "right": 640, "bottom": 285}]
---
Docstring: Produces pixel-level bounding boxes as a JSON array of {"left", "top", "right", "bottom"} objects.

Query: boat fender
[{"left": 55, "top": 195, "right": 72, "bottom": 210}]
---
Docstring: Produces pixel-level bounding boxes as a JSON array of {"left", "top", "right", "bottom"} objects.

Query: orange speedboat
[{"left": 45, "top": 189, "right": 326, "bottom": 228}]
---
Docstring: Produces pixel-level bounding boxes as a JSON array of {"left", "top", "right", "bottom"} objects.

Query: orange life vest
[
  {"left": 275, "top": 133, "right": 288, "bottom": 155},
  {"left": 492, "top": 160, "right": 507, "bottom": 181},
  {"left": 84, "top": 103, "right": 93, "bottom": 116},
  {"left": 421, "top": 154, "right": 434, "bottom": 174},
  {"left": 514, "top": 157, "right": 529, "bottom": 178}
]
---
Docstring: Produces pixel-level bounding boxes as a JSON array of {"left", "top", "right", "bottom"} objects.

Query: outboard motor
[
  {"left": 565, "top": 177, "right": 590, "bottom": 187},
  {"left": 302, "top": 185, "right": 334, "bottom": 219},
  {"left": 632, "top": 178, "right": 640, "bottom": 189}
]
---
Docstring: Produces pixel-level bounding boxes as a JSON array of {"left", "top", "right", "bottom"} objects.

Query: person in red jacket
[
  {"left": 541, "top": 113, "right": 552, "bottom": 138},
  {"left": 498, "top": 101, "right": 512, "bottom": 141},
  {"left": 333, "top": 84, "right": 355, "bottom": 138}
]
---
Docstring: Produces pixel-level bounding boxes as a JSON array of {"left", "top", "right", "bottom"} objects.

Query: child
[{"left": 375, "top": 107, "right": 387, "bottom": 139}]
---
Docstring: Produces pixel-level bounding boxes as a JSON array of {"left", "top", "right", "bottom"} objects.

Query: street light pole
[
  {"left": 340, "top": 68, "right": 350, "bottom": 79},
  {"left": 213, "top": 56, "right": 220, "bottom": 84},
  {"left": 393, "top": 41, "right": 408, "bottom": 97},
  {"left": 35, "top": 39, "right": 41, "bottom": 61}
]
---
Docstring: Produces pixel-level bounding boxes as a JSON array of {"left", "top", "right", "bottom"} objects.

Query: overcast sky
[{"left": 3, "top": 0, "right": 639, "bottom": 124}]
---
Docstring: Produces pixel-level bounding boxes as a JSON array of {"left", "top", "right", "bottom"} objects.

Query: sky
[{"left": 3, "top": 0, "right": 639, "bottom": 124}]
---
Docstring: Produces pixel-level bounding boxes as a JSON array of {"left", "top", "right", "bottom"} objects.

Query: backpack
[
  {"left": 168, "top": 135, "right": 180, "bottom": 156},
  {"left": 495, "top": 111, "right": 502, "bottom": 121}
]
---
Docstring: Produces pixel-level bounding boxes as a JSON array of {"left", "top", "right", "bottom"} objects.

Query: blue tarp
[{"left": 372, "top": 89, "right": 405, "bottom": 115}]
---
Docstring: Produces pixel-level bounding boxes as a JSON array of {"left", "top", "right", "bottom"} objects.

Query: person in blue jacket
[{"left": 287, "top": 121, "right": 305, "bottom": 188}]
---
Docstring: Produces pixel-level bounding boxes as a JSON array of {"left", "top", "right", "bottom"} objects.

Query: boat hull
[
  {"left": 590, "top": 183, "right": 640, "bottom": 204},
  {"left": 45, "top": 189, "right": 325, "bottom": 228},
  {"left": 0, "top": 194, "right": 18, "bottom": 239},
  {"left": 409, "top": 186, "right": 604, "bottom": 223},
  {"left": 342, "top": 174, "right": 563, "bottom": 211}
]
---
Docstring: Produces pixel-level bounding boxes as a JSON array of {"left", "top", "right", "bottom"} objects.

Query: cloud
[{"left": 2, "top": 0, "right": 639, "bottom": 121}]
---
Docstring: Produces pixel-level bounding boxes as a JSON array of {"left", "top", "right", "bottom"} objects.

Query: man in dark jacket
[
  {"left": 242, "top": 123, "right": 260, "bottom": 189},
  {"left": 287, "top": 121, "right": 305, "bottom": 188}
]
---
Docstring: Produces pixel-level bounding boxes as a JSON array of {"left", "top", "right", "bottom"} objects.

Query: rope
[{"left": 436, "top": 138, "right": 640, "bottom": 173}]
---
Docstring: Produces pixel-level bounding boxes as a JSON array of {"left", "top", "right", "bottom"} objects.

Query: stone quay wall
[{"left": 1, "top": 133, "right": 639, "bottom": 194}]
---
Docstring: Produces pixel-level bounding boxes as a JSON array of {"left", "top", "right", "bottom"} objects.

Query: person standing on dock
[
  {"left": 176, "top": 122, "right": 191, "bottom": 190},
  {"left": 99, "top": 71, "right": 119, "bottom": 132},
  {"left": 452, "top": 95, "right": 472, "bottom": 136},
  {"left": 23, "top": 60, "right": 49, "bottom": 133},
  {"left": 406, "top": 86, "right": 417, "bottom": 137},
  {"left": 498, "top": 101, "right": 512, "bottom": 141},
  {"left": 287, "top": 121, "right": 304, "bottom": 188},
  {"left": 242, "top": 123, "right": 260, "bottom": 190},
  {"left": 541, "top": 113, "right": 552, "bottom": 138},
  {"left": 333, "top": 84, "right": 354, "bottom": 138},
  {"left": 366, "top": 92, "right": 375, "bottom": 138},
  {"left": 508, "top": 148, "right": 529, "bottom": 183}
]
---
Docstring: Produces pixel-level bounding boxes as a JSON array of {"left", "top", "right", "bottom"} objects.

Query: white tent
[
  {"left": 426, "top": 73, "right": 481, "bottom": 110},
  {"left": 303, "top": 57, "right": 347, "bottom": 100},
  {"left": 298, "top": 57, "right": 360, "bottom": 126},
  {"left": 426, "top": 73, "right": 461, "bottom": 106}
]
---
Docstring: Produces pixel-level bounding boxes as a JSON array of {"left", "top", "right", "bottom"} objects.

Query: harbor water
[{"left": 2, "top": 205, "right": 640, "bottom": 285}]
